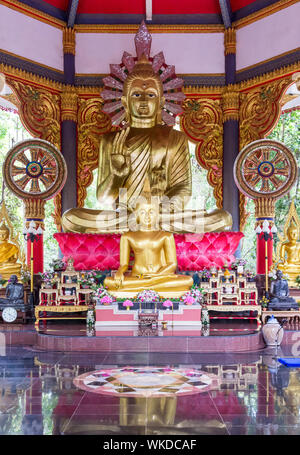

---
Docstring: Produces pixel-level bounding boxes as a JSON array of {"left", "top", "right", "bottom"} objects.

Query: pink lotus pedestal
[{"left": 54, "top": 232, "right": 244, "bottom": 271}]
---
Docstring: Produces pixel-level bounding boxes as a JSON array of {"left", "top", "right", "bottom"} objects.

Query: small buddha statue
[
  {"left": 277, "top": 219, "right": 300, "bottom": 286},
  {"left": 0, "top": 222, "right": 21, "bottom": 280},
  {"left": 0, "top": 274, "right": 24, "bottom": 305},
  {"left": 62, "top": 38, "right": 232, "bottom": 234},
  {"left": 268, "top": 270, "right": 298, "bottom": 311},
  {"left": 104, "top": 200, "right": 193, "bottom": 298}
]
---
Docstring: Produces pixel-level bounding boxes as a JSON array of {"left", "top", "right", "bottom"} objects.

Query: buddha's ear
[
  {"left": 160, "top": 96, "right": 165, "bottom": 109},
  {"left": 121, "top": 96, "right": 127, "bottom": 109}
]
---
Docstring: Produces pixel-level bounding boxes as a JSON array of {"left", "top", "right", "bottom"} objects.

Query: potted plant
[
  {"left": 259, "top": 295, "right": 270, "bottom": 311},
  {"left": 296, "top": 275, "right": 300, "bottom": 288},
  {"left": 78, "top": 271, "right": 97, "bottom": 289},
  {"left": 162, "top": 299, "right": 173, "bottom": 310}
]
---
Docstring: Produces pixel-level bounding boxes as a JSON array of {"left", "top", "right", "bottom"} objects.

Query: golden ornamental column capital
[
  {"left": 222, "top": 90, "right": 239, "bottom": 122},
  {"left": 24, "top": 199, "right": 45, "bottom": 229},
  {"left": 63, "top": 27, "right": 76, "bottom": 55},
  {"left": 224, "top": 27, "right": 236, "bottom": 55},
  {"left": 60, "top": 89, "right": 78, "bottom": 122},
  {"left": 254, "top": 198, "right": 276, "bottom": 220}
]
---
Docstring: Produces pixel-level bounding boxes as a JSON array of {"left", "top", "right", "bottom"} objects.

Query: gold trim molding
[
  {"left": 234, "top": 0, "right": 299, "bottom": 29},
  {"left": 0, "top": 0, "right": 65, "bottom": 29},
  {"left": 63, "top": 27, "right": 76, "bottom": 55},
  {"left": 74, "top": 24, "right": 225, "bottom": 34},
  {"left": 224, "top": 27, "right": 236, "bottom": 55},
  {"left": 61, "top": 88, "right": 78, "bottom": 122},
  {"left": 222, "top": 89, "right": 239, "bottom": 121}
]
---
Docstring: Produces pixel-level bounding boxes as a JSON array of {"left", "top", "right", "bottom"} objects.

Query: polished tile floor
[{"left": 0, "top": 342, "right": 300, "bottom": 435}]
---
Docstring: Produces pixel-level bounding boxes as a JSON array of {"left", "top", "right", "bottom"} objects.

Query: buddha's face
[
  {"left": 122, "top": 78, "right": 164, "bottom": 126},
  {"left": 136, "top": 203, "right": 159, "bottom": 229},
  {"left": 288, "top": 228, "right": 298, "bottom": 241},
  {"left": 0, "top": 231, "right": 8, "bottom": 243}
]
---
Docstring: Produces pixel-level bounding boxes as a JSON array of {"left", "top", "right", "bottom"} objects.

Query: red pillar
[
  {"left": 26, "top": 235, "right": 44, "bottom": 274},
  {"left": 256, "top": 231, "right": 273, "bottom": 275}
]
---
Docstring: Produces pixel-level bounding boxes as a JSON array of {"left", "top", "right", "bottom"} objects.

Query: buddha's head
[
  {"left": 135, "top": 199, "right": 160, "bottom": 231},
  {"left": 0, "top": 222, "right": 9, "bottom": 243},
  {"left": 287, "top": 220, "right": 298, "bottom": 242},
  {"left": 122, "top": 55, "right": 165, "bottom": 128}
]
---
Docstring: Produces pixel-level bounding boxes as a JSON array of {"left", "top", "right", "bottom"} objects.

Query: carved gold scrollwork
[
  {"left": 180, "top": 98, "right": 223, "bottom": 208},
  {"left": 77, "top": 97, "right": 112, "bottom": 207},
  {"left": 5, "top": 78, "right": 62, "bottom": 229},
  {"left": 238, "top": 76, "right": 293, "bottom": 230}
]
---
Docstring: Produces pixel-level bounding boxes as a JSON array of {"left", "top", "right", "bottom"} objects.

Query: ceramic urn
[{"left": 262, "top": 316, "right": 284, "bottom": 346}]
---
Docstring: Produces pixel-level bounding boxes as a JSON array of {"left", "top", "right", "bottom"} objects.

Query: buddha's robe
[
  {"left": 0, "top": 241, "right": 21, "bottom": 279},
  {"left": 62, "top": 125, "right": 232, "bottom": 234}
]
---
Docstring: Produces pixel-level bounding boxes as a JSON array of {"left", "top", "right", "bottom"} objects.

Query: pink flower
[
  {"left": 100, "top": 295, "right": 113, "bottom": 304},
  {"left": 184, "top": 296, "right": 195, "bottom": 305},
  {"left": 123, "top": 300, "right": 133, "bottom": 307},
  {"left": 163, "top": 300, "right": 173, "bottom": 308}
]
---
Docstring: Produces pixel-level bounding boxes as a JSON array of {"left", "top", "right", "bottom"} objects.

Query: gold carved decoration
[
  {"left": 222, "top": 89, "right": 239, "bottom": 121},
  {"left": 224, "top": 27, "right": 236, "bottom": 55},
  {"left": 63, "top": 27, "right": 76, "bottom": 55},
  {"left": 77, "top": 97, "right": 112, "bottom": 207},
  {"left": 5, "top": 77, "right": 62, "bottom": 230},
  {"left": 24, "top": 199, "right": 46, "bottom": 229},
  {"left": 181, "top": 98, "right": 223, "bottom": 208},
  {"left": 61, "top": 88, "right": 78, "bottom": 122}
]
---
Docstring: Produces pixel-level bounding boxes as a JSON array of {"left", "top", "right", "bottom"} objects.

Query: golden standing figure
[
  {"left": 62, "top": 45, "right": 232, "bottom": 234},
  {"left": 104, "top": 201, "right": 193, "bottom": 298}
]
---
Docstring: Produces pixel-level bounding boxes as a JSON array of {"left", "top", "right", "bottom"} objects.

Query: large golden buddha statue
[
  {"left": 0, "top": 221, "right": 22, "bottom": 280},
  {"left": 61, "top": 26, "right": 232, "bottom": 234},
  {"left": 277, "top": 205, "right": 300, "bottom": 286},
  {"left": 104, "top": 201, "right": 193, "bottom": 298}
]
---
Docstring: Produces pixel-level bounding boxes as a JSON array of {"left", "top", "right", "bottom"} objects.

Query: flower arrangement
[
  {"left": 296, "top": 275, "right": 300, "bottom": 288},
  {"left": 231, "top": 258, "right": 247, "bottom": 270},
  {"left": 78, "top": 271, "right": 98, "bottom": 288},
  {"left": 100, "top": 295, "right": 115, "bottom": 305},
  {"left": 93, "top": 285, "right": 111, "bottom": 300},
  {"left": 200, "top": 269, "right": 211, "bottom": 281},
  {"left": 123, "top": 299, "right": 134, "bottom": 310},
  {"left": 181, "top": 286, "right": 204, "bottom": 305},
  {"left": 39, "top": 270, "right": 55, "bottom": 287},
  {"left": 136, "top": 289, "right": 160, "bottom": 303},
  {"left": 183, "top": 295, "right": 196, "bottom": 305},
  {"left": 20, "top": 269, "right": 31, "bottom": 285},
  {"left": 49, "top": 258, "right": 66, "bottom": 271},
  {"left": 0, "top": 274, "right": 7, "bottom": 286},
  {"left": 245, "top": 269, "right": 256, "bottom": 281},
  {"left": 260, "top": 295, "right": 270, "bottom": 309},
  {"left": 162, "top": 299, "right": 173, "bottom": 308}
]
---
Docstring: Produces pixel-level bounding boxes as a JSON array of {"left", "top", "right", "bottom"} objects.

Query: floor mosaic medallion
[{"left": 74, "top": 366, "right": 219, "bottom": 397}]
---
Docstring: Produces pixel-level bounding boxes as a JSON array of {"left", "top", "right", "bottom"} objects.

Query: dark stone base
[{"left": 268, "top": 302, "right": 299, "bottom": 311}]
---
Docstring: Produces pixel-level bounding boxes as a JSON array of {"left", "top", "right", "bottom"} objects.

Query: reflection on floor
[{"left": 1, "top": 344, "right": 300, "bottom": 435}]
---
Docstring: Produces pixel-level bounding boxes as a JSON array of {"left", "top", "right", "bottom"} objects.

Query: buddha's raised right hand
[{"left": 110, "top": 127, "right": 131, "bottom": 177}]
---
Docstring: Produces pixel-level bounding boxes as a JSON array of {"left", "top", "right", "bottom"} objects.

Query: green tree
[{"left": 0, "top": 109, "right": 59, "bottom": 270}]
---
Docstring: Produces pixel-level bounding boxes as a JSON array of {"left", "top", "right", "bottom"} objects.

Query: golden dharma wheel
[
  {"left": 3, "top": 138, "right": 67, "bottom": 201},
  {"left": 233, "top": 139, "right": 298, "bottom": 200}
]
